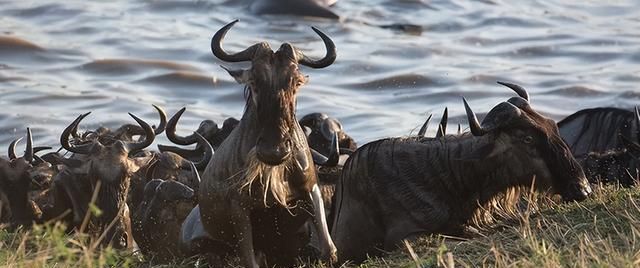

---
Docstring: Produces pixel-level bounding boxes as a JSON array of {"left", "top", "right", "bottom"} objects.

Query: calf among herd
[{"left": 1, "top": 20, "right": 639, "bottom": 267}]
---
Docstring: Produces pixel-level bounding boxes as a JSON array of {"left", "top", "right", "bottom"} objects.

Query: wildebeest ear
[
  {"left": 221, "top": 65, "right": 250, "bottom": 84},
  {"left": 455, "top": 142, "right": 498, "bottom": 161}
]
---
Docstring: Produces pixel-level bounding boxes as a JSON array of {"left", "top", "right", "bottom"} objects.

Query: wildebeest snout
[
  {"left": 562, "top": 178, "right": 592, "bottom": 202},
  {"left": 256, "top": 136, "right": 292, "bottom": 165}
]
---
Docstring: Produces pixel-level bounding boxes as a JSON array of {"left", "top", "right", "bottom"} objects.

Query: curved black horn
[
  {"left": 418, "top": 114, "right": 433, "bottom": 138},
  {"left": 436, "top": 107, "right": 448, "bottom": 138},
  {"left": 33, "top": 147, "right": 52, "bottom": 153},
  {"left": 166, "top": 107, "right": 198, "bottom": 145},
  {"left": 5, "top": 136, "right": 40, "bottom": 163},
  {"left": 463, "top": 98, "right": 486, "bottom": 136},
  {"left": 211, "top": 20, "right": 263, "bottom": 62},
  {"left": 497, "top": 81, "right": 529, "bottom": 101},
  {"left": 193, "top": 132, "right": 213, "bottom": 170},
  {"left": 71, "top": 119, "right": 81, "bottom": 139},
  {"left": 297, "top": 27, "right": 337, "bottom": 69},
  {"left": 152, "top": 104, "right": 167, "bottom": 135},
  {"left": 124, "top": 113, "right": 155, "bottom": 153},
  {"left": 61, "top": 112, "right": 95, "bottom": 154},
  {"left": 24, "top": 128, "right": 33, "bottom": 163},
  {"left": 157, "top": 144, "right": 203, "bottom": 160},
  {"left": 8, "top": 137, "right": 21, "bottom": 160}
]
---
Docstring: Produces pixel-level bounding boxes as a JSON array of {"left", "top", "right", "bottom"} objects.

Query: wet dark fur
[
  {"left": 581, "top": 150, "right": 639, "bottom": 187},
  {"left": 200, "top": 38, "right": 336, "bottom": 266},
  {"left": 132, "top": 180, "right": 196, "bottom": 263},
  {"left": 558, "top": 107, "right": 637, "bottom": 156},
  {"left": 558, "top": 107, "right": 640, "bottom": 185},
  {"left": 331, "top": 96, "right": 590, "bottom": 263}
]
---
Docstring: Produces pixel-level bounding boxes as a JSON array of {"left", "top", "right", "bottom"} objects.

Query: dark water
[{"left": 1, "top": 0, "right": 639, "bottom": 149}]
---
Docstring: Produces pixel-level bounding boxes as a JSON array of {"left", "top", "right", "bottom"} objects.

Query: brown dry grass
[{"left": 1, "top": 184, "right": 639, "bottom": 267}]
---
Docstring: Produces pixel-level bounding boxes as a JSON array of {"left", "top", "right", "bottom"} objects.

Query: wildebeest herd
[{"left": 1, "top": 20, "right": 639, "bottom": 267}]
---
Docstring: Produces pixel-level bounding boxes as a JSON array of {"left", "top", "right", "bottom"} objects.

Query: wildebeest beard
[
  {"left": 87, "top": 162, "right": 130, "bottom": 235},
  {"left": 240, "top": 148, "right": 295, "bottom": 209}
]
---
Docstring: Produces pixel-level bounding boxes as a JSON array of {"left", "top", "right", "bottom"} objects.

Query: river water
[{"left": 1, "top": 0, "right": 639, "bottom": 149}]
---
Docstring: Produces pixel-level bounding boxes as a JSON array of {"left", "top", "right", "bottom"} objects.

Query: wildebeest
[
  {"left": 330, "top": 81, "right": 592, "bottom": 263},
  {"left": 132, "top": 177, "right": 198, "bottom": 263},
  {"left": 0, "top": 128, "right": 54, "bottom": 227},
  {"left": 198, "top": 20, "right": 337, "bottom": 267},
  {"left": 248, "top": 0, "right": 339, "bottom": 19},
  {"left": 56, "top": 111, "right": 155, "bottom": 248},
  {"left": 558, "top": 107, "right": 640, "bottom": 186}
]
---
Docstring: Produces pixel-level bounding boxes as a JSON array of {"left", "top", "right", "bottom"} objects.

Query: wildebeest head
[
  {"left": 61, "top": 112, "right": 155, "bottom": 184},
  {"left": 60, "top": 112, "right": 155, "bottom": 248},
  {"left": 463, "top": 82, "right": 591, "bottom": 201},
  {"left": 211, "top": 19, "right": 336, "bottom": 165},
  {"left": 147, "top": 150, "right": 206, "bottom": 192},
  {"left": 299, "top": 113, "right": 357, "bottom": 156},
  {"left": 70, "top": 105, "right": 166, "bottom": 147}
]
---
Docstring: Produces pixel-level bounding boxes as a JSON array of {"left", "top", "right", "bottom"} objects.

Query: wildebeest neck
[
  {"left": 353, "top": 134, "right": 545, "bottom": 224},
  {"left": 429, "top": 135, "right": 534, "bottom": 209}
]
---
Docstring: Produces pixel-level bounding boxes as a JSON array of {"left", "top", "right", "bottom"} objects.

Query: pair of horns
[
  {"left": 463, "top": 81, "right": 530, "bottom": 136},
  {"left": 61, "top": 112, "right": 155, "bottom": 154},
  {"left": 8, "top": 128, "right": 51, "bottom": 164},
  {"left": 160, "top": 107, "right": 215, "bottom": 170},
  {"left": 211, "top": 20, "right": 336, "bottom": 68},
  {"left": 70, "top": 105, "right": 166, "bottom": 139}
]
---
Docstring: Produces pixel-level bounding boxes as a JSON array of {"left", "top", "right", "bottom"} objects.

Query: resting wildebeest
[
  {"left": 558, "top": 107, "right": 640, "bottom": 186},
  {"left": 330, "top": 81, "right": 592, "bottom": 263},
  {"left": 132, "top": 177, "right": 198, "bottom": 263},
  {"left": 57, "top": 111, "right": 155, "bottom": 248},
  {"left": 199, "top": 20, "right": 337, "bottom": 267},
  {"left": 158, "top": 107, "right": 238, "bottom": 162},
  {"left": 0, "top": 128, "right": 55, "bottom": 227}
]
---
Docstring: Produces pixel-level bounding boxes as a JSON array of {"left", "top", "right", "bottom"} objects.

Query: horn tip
[{"left": 152, "top": 104, "right": 165, "bottom": 113}]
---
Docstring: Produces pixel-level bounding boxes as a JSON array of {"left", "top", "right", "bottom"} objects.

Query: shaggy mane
[{"left": 239, "top": 148, "right": 293, "bottom": 209}]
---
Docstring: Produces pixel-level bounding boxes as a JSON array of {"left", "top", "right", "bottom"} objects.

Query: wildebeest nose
[
  {"left": 563, "top": 181, "right": 591, "bottom": 202},
  {"left": 256, "top": 138, "right": 291, "bottom": 165}
]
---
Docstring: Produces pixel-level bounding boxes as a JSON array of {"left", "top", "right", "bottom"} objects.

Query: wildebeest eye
[{"left": 523, "top": 135, "right": 534, "bottom": 144}]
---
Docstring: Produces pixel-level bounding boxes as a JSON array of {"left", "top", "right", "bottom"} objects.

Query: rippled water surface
[{"left": 1, "top": 0, "right": 639, "bottom": 149}]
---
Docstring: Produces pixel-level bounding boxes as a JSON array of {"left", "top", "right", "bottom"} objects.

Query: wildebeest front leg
[
  {"left": 231, "top": 200, "right": 259, "bottom": 268},
  {"left": 310, "top": 184, "right": 338, "bottom": 263}
]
